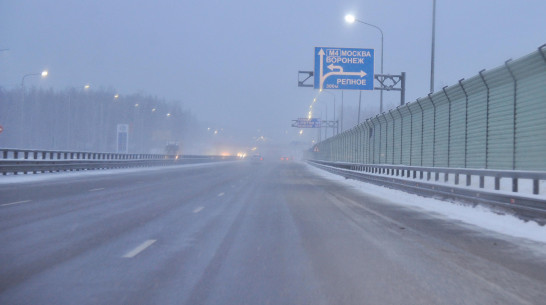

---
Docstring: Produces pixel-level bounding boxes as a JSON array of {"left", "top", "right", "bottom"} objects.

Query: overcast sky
[{"left": 1, "top": 0, "right": 545, "bottom": 148}]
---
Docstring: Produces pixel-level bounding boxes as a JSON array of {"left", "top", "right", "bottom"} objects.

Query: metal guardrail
[
  {"left": 0, "top": 148, "right": 237, "bottom": 175},
  {"left": 308, "top": 160, "right": 546, "bottom": 224}
]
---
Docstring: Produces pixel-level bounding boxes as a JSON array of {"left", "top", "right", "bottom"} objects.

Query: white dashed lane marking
[
  {"left": 193, "top": 206, "right": 204, "bottom": 213},
  {"left": 123, "top": 240, "right": 156, "bottom": 258}
]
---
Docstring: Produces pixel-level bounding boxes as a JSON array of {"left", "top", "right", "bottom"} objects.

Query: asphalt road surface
[{"left": 1, "top": 161, "right": 545, "bottom": 304}]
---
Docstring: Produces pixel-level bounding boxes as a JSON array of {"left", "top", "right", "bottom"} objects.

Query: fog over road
[{"left": 1, "top": 161, "right": 545, "bottom": 304}]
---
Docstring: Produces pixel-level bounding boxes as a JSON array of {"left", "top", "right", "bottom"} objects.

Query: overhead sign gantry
[{"left": 292, "top": 118, "right": 321, "bottom": 128}]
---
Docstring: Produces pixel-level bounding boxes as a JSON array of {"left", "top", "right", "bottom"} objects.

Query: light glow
[{"left": 345, "top": 14, "right": 356, "bottom": 24}]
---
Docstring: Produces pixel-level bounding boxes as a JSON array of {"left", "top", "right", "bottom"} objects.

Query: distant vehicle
[
  {"left": 250, "top": 154, "right": 264, "bottom": 162},
  {"left": 165, "top": 142, "right": 181, "bottom": 159},
  {"left": 280, "top": 156, "right": 292, "bottom": 161}
]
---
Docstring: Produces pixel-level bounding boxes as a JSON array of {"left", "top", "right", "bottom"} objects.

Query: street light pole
[
  {"left": 20, "top": 70, "right": 48, "bottom": 148},
  {"left": 430, "top": 0, "right": 437, "bottom": 93},
  {"left": 346, "top": 15, "right": 384, "bottom": 113}
]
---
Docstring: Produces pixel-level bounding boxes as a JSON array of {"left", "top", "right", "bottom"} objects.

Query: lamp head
[{"left": 345, "top": 14, "right": 356, "bottom": 24}]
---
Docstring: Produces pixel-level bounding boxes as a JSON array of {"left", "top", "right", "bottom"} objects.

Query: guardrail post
[
  {"left": 406, "top": 105, "right": 413, "bottom": 166},
  {"left": 364, "top": 120, "right": 371, "bottom": 164},
  {"left": 505, "top": 59, "right": 517, "bottom": 170},
  {"left": 512, "top": 178, "right": 518, "bottom": 192},
  {"left": 382, "top": 113, "right": 389, "bottom": 164},
  {"left": 459, "top": 79, "right": 469, "bottom": 168},
  {"left": 480, "top": 176, "right": 485, "bottom": 188},
  {"left": 371, "top": 119, "right": 377, "bottom": 164},
  {"left": 495, "top": 177, "right": 500, "bottom": 190},
  {"left": 533, "top": 179, "right": 539, "bottom": 195},
  {"left": 388, "top": 110, "right": 395, "bottom": 164},
  {"left": 377, "top": 115, "right": 383, "bottom": 164},
  {"left": 416, "top": 100, "right": 424, "bottom": 166},
  {"left": 479, "top": 69, "right": 490, "bottom": 169},
  {"left": 428, "top": 93, "right": 437, "bottom": 167},
  {"left": 395, "top": 107, "right": 404, "bottom": 164},
  {"left": 442, "top": 86, "right": 452, "bottom": 168}
]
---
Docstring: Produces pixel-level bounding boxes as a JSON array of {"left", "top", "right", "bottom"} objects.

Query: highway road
[{"left": 1, "top": 161, "right": 545, "bottom": 304}]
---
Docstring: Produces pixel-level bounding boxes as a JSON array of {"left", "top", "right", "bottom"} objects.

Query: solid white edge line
[
  {"left": 89, "top": 188, "right": 105, "bottom": 192},
  {"left": 123, "top": 240, "right": 156, "bottom": 258},
  {"left": 0, "top": 200, "right": 31, "bottom": 207}
]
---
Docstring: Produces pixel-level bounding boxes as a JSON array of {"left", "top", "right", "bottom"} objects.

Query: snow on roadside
[
  {"left": 306, "top": 164, "right": 546, "bottom": 244},
  {"left": 0, "top": 161, "right": 235, "bottom": 185}
]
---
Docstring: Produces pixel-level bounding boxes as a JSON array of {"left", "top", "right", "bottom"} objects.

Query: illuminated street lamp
[
  {"left": 20, "top": 69, "right": 48, "bottom": 147},
  {"left": 21, "top": 70, "right": 48, "bottom": 89},
  {"left": 345, "top": 14, "right": 385, "bottom": 113}
]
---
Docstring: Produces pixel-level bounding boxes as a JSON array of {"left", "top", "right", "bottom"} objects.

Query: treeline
[{"left": 0, "top": 86, "right": 202, "bottom": 153}]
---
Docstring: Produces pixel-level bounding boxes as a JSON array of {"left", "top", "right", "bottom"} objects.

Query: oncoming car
[{"left": 250, "top": 154, "right": 264, "bottom": 162}]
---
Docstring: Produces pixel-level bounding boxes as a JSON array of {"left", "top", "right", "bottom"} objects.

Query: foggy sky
[{"left": 1, "top": 0, "right": 545, "bottom": 149}]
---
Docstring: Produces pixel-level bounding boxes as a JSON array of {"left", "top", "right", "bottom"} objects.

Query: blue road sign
[
  {"left": 314, "top": 47, "right": 374, "bottom": 90},
  {"left": 293, "top": 118, "right": 321, "bottom": 128}
]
